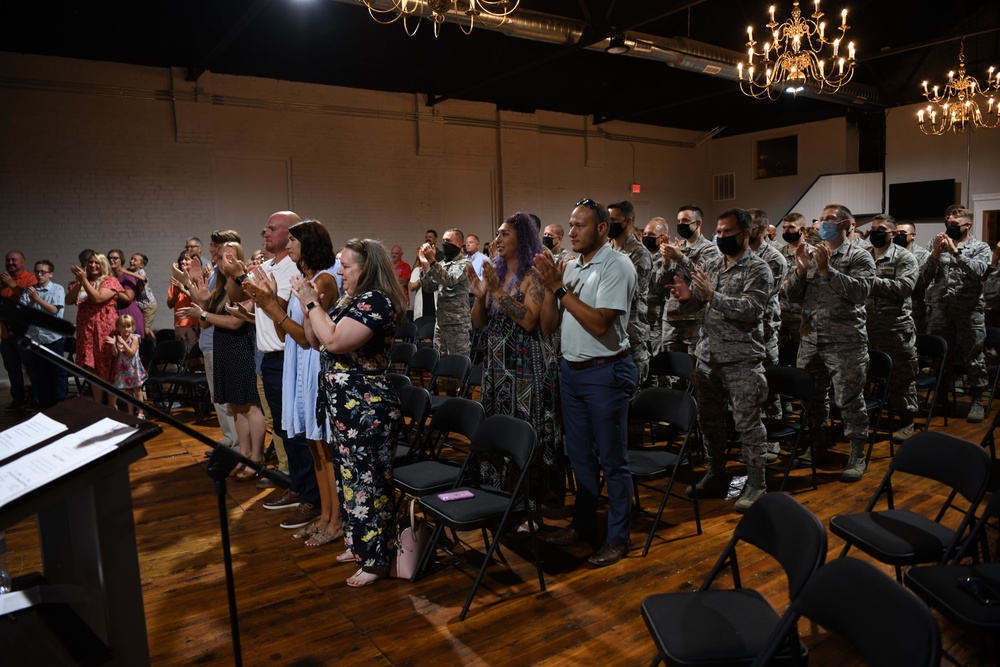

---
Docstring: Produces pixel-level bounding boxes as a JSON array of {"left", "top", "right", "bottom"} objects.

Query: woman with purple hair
[{"left": 466, "top": 212, "right": 564, "bottom": 522}]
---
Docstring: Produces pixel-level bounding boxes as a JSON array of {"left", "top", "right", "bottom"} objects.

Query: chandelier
[
  {"left": 737, "top": 1, "right": 856, "bottom": 100},
  {"left": 917, "top": 42, "right": 1000, "bottom": 135},
  {"left": 359, "top": 0, "right": 520, "bottom": 37}
]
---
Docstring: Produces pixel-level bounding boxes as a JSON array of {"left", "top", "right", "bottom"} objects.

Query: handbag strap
[{"left": 408, "top": 497, "right": 419, "bottom": 531}]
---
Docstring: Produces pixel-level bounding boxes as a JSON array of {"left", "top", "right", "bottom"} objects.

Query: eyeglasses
[
  {"left": 108, "top": 256, "right": 121, "bottom": 261},
  {"left": 576, "top": 198, "right": 609, "bottom": 223}
]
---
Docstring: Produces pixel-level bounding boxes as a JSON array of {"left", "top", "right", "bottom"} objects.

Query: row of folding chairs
[{"left": 642, "top": 430, "right": 1000, "bottom": 666}]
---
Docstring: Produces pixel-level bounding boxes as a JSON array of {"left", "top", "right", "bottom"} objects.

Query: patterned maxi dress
[
  {"left": 317, "top": 291, "right": 401, "bottom": 568},
  {"left": 75, "top": 275, "right": 124, "bottom": 381},
  {"left": 480, "top": 288, "right": 564, "bottom": 508}
]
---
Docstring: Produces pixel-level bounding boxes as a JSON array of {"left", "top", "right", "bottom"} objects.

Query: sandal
[
  {"left": 346, "top": 566, "right": 388, "bottom": 587},
  {"left": 292, "top": 522, "right": 321, "bottom": 540},
  {"left": 305, "top": 528, "right": 343, "bottom": 547},
  {"left": 335, "top": 549, "right": 356, "bottom": 564},
  {"left": 235, "top": 458, "right": 264, "bottom": 481}
]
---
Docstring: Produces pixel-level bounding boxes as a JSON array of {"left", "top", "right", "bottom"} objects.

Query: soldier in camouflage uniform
[
  {"left": 418, "top": 228, "right": 472, "bottom": 357},
  {"left": 655, "top": 205, "right": 721, "bottom": 354},
  {"left": 983, "top": 241, "right": 1000, "bottom": 328},
  {"left": 643, "top": 217, "right": 670, "bottom": 358},
  {"left": 778, "top": 213, "right": 808, "bottom": 345},
  {"left": 543, "top": 223, "right": 576, "bottom": 266},
  {"left": 674, "top": 209, "right": 773, "bottom": 512},
  {"left": 921, "top": 207, "right": 992, "bottom": 422},
  {"left": 609, "top": 201, "right": 652, "bottom": 382},
  {"left": 894, "top": 222, "right": 931, "bottom": 333},
  {"left": 865, "top": 215, "right": 920, "bottom": 442},
  {"left": 785, "top": 204, "right": 875, "bottom": 482}
]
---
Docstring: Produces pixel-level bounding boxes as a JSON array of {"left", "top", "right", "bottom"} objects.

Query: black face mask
[
  {"left": 782, "top": 231, "right": 802, "bottom": 245},
  {"left": 642, "top": 236, "right": 659, "bottom": 252},
  {"left": 892, "top": 233, "right": 910, "bottom": 248},
  {"left": 676, "top": 223, "right": 695, "bottom": 240},
  {"left": 542, "top": 236, "right": 555, "bottom": 250},
  {"left": 442, "top": 242, "right": 462, "bottom": 261},
  {"left": 945, "top": 225, "right": 965, "bottom": 241},
  {"left": 717, "top": 232, "right": 744, "bottom": 257},
  {"left": 868, "top": 230, "right": 890, "bottom": 249},
  {"left": 608, "top": 222, "right": 626, "bottom": 239}
]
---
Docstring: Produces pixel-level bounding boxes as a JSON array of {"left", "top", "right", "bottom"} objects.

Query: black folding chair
[
  {"left": 394, "top": 397, "right": 485, "bottom": 498},
  {"left": 627, "top": 387, "right": 701, "bottom": 556},
  {"left": 415, "top": 415, "right": 544, "bottom": 620},
  {"left": 394, "top": 320, "right": 417, "bottom": 344},
  {"left": 830, "top": 431, "right": 992, "bottom": 582},
  {"left": 860, "top": 349, "right": 893, "bottom": 461},
  {"left": 407, "top": 346, "right": 439, "bottom": 388},
  {"left": 983, "top": 326, "right": 1000, "bottom": 419},
  {"left": 640, "top": 493, "right": 826, "bottom": 666},
  {"left": 144, "top": 339, "right": 187, "bottom": 408},
  {"left": 392, "top": 384, "right": 431, "bottom": 467},
  {"left": 427, "top": 353, "right": 472, "bottom": 411},
  {"left": 388, "top": 341, "right": 416, "bottom": 374},
  {"left": 648, "top": 350, "right": 696, "bottom": 393},
  {"left": 914, "top": 333, "right": 948, "bottom": 429},
  {"left": 763, "top": 365, "right": 816, "bottom": 492},
  {"left": 753, "top": 558, "right": 941, "bottom": 667},
  {"left": 904, "top": 492, "right": 1000, "bottom": 666}
]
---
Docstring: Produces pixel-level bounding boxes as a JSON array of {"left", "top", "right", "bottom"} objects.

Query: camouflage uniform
[
  {"left": 866, "top": 243, "right": 919, "bottom": 426},
  {"left": 421, "top": 257, "right": 472, "bottom": 355},
  {"left": 657, "top": 236, "right": 721, "bottom": 353},
  {"left": 756, "top": 241, "right": 788, "bottom": 420},
  {"left": 984, "top": 265, "right": 1000, "bottom": 328},
  {"left": 647, "top": 251, "right": 667, "bottom": 357},
  {"left": 618, "top": 233, "right": 652, "bottom": 382},
  {"left": 684, "top": 250, "right": 773, "bottom": 471},
  {"left": 552, "top": 246, "right": 576, "bottom": 267},
  {"left": 921, "top": 234, "right": 991, "bottom": 394},
  {"left": 908, "top": 243, "right": 932, "bottom": 333},
  {"left": 778, "top": 242, "right": 803, "bottom": 344},
  {"left": 785, "top": 242, "right": 875, "bottom": 445}
]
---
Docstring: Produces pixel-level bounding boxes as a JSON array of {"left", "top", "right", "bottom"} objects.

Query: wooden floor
[{"left": 2, "top": 386, "right": 998, "bottom": 667}]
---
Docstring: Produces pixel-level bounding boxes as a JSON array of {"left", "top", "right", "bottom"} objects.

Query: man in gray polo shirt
[{"left": 534, "top": 197, "right": 638, "bottom": 567}]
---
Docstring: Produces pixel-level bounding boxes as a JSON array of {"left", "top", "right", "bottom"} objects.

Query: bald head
[{"left": 264, "top": 211, "right": 300, "bottom": 256}]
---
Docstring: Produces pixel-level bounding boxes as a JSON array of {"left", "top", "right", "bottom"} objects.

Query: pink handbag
[{"left": 390, "top": 498, "right": 431, "bottom": 580}]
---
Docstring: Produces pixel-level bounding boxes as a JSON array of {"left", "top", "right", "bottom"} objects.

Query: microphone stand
[{"left": 10, "top": 329, "right": 286, "bottom": 667}]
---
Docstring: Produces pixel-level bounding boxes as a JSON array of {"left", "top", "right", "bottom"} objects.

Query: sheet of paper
[
  {"left": 0, "top": 417, "right": 136, "bottom": 509},
  {"left": 0, "top": 413, "right": 68, "bottom": 460}
]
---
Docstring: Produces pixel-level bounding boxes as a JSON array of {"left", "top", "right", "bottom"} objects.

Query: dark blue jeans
[
  {"left": 1, "top": 336, "right": 27, "bottom": 404},
  {"left": 560, "top": 356, "right": 638, "bottom": 545},
  {"left": 260, "top": 354, "right": 319, "bottom": 506}
]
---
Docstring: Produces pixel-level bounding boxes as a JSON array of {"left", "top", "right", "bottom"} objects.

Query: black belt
[
  {"left": 262, "top": 351, "right": 284, "bottom": 360},
  {"left": 565, "top": 348, "right": 630, "bottom": 370}
]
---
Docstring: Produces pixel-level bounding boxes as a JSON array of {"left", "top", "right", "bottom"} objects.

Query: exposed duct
[{"left": 331, "top": 0, "right": 882, "bottom": 107}]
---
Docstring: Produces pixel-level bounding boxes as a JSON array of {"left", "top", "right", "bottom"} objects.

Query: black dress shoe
[
  {"left": 540, "top": 526, "right": 587, "bottom": 546},
  {"left": 588, "top": 541, "right": 631, "bottom": 567}
]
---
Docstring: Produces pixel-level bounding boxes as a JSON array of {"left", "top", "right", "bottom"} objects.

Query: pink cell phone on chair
[{"left": 438, "top": 490, "right": 475, "bottom": 502}]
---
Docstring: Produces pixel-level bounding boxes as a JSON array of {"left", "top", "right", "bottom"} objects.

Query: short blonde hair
[{"left": 115, "top": 314, "right": 136, "bottom": 330}]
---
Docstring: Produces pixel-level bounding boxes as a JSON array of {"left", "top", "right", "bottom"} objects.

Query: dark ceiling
[{"left": 2, "top": 0, "right": 999, "bottom": 136}]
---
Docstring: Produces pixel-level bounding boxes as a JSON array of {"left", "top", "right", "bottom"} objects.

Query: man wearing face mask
[
  {"left": 778, "top": 213, "right": 808, "bottom": 345},
  {"left": 644, "top": 217, "right": 670, "bottom": 357},
  {"left": 543, "top": 223, "right": 575, "bottom": 265},
  {"left": 419, "top": 228, "right": 472, "bottom": 359},
  {"left": 865, "top": 214, "right": 920, "bottom": 442},
  {"left": 657, "top": 205, "right": 721, "bottom": 354},
  {"left": 894, "top": 222, "right": 931, "bottom": 333},
  {"left": 785, "top": 204, "right": 875, "bottom": 481},
  {"left": 670, "top": 209, "right": 772, "bottom": 511},
  {"left": 609, "top": 201, "right": 652, "bottom": 382},
  {"left": 921, "top": 206, "right": 991, "bottom": 422}
]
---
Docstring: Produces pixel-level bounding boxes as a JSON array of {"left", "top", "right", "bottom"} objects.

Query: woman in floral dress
[
  {"left": 467, "top": 212, "right": 564, "bottom": 516},
  {"left": 293, "top": 238, "right": 406, "bottom": 587},
  {"left": 66, "top": 252, "right": 123, "bottom": 406}
]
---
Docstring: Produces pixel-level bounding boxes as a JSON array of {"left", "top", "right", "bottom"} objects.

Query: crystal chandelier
[
  {"left": 737, "top": 1, "right": 856, "bottom": 100},
  {"left": 359, "top": 0, "right": 520, "bottom": 37},
  {"left": 917, "top": 42, "right": 1000, "bottom": 135}
]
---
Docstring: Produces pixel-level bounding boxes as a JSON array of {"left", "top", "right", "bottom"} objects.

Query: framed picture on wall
[{"left": 755, "top": 135, "right": 798, "bottom": 179}]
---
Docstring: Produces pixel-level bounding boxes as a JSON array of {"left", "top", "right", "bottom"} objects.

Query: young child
[
  {"left": 107, "top": 314, "right": 148, "bottom": 418},
  {"left": 127, "top": 253, "right": 157, "bottom": 340}
]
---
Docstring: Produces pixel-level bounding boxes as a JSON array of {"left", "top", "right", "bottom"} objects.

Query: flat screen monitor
[{"left": 888, "top": 179, "right": 957, "bottom": 220}]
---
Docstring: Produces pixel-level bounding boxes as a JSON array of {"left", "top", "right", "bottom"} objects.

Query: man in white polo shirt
[
  {"left": 534, "top": 197, "right": 638, "bottom": 567},
  {"left": 225, "top": 211, "right": 320, "bottom": 529}
]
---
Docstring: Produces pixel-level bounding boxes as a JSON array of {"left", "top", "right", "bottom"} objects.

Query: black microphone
[{"left": 0, "top": 298, "right": 76, "bottom": 337}]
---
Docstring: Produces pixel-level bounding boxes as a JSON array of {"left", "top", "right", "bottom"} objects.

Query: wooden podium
[{"left": 0, "top": 397, "right": 160, "bottom": 665}]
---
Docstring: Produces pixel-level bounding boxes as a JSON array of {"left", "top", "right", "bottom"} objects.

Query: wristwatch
[
  {"left": 199, "top": 311, "right": 208, "bottom": 322},
  {"left": 234, "top": 274, "right": 249, "bottom": 286},
  {"left": 306, "top": 301, "right": 319, "bottom": 311},
  {"left": 554, "top": 286, "right": 568, "bottom": 300}
]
